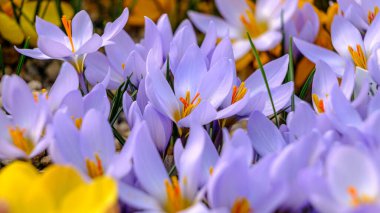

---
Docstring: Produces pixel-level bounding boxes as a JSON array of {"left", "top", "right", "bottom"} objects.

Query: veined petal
[
  {"left": 35, "top": 16, "right": 66, "bottom": 42},
  {"left": 200, "top": 21, "right": 217, "bottom": 59},
  {"left": 210, "top": 37, "right": 234, "bottom": 66},
  {"left": 83, "top": 84, "right": 110, "bottom": 118},
  {"left": 215, "top": 0, "right": 248, "bottom": 27},
  {"left": 247, "top": 111, "right": 286, "bottom": 156},
  {"left": 38, "top": 36, "right": 73, "bottom": 58},
  {"left": 312, "top": 60, "right": 339, "bottom": 101},
  {"left": 178, "top": 101, "right": 217, "bottom": 127},
  {"left": 72, "top": 10, "right": 93, "bottom": 47},
  {"left": 261, "top": 82, "right": 294, "bottom": 116},
  {"left": 75, "top": 34, "right": 103, "bottom": 55},
  {"left": 14, "top": 47, "right": 51, "bottom": 60},
  {"left": 102, "top": 8, "right": 129, "bottom": 46},
  {"left": 251, "top": 31, "right": 282, "bottom": 51},
  {"left": 118, "top": 183, "right": 162, "bottom": 211},
  {"left": 364, "top": 14, "right": 380, "bottom": 56},
  {"left": 157, "top": 14, "right": 173, "bottom": 57}
]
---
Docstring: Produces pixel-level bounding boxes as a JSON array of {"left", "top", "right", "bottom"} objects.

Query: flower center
[
  {"left": 312, "top": 94, "right": 325, "bottom": 113},
  {"left": 231, "top": 82, "right": 247, "bottom": 104},
  {"left": 231, "top": 197, "right": 252, "bottom": 213},
  {"left": 32, "top": 88, "right": 48, "bottom": 102},
  {"left": 61, "top": 15, "right": 75, "bottom": 53},
  {"left": 163, "top": 176, "right": 191, "bottom": 213},
  {"left": 348, "top": 45, "right": 367, "bottom": 69},
  {"left": 85, "top": 154, "right": 104, "bottom": 179},
  {"left": 240, "top": 1, "right": 268, "bottom": 38},
  {"left": 347, "top": 186, "right": 375, "bottom": 207},
  {"left": 8, "top": 127, "right": 34, "bottom": 155},
  {"left": 177, "top": 91, "right": 201, "bottom": 121},
  {"left": 368, "top": 6, "right": 379, "bottom": 24}
]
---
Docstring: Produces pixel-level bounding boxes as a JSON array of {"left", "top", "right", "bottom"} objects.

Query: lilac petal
[
  {"left": 50, "top": 112, "right": 85, "bottom": 171},
  {"left": 102, "top": 8, "right": 129, "bottom": 46},
  {"left": 35, "top": 17, "right": 66, "bottom": 42},
  {"left": 80, "top": 109, "right": 115, "bottom": 167},
  {"left": 48, "top": 63, "right": 79, "bottom": 111},
  {"left": 126, "top": 101, "right": 143, "bottom": 129},
  {"left": 1, "top": 75, "right": 31, "bottom": 114},
  {"left": 221, "top": 129, "right": 253, "bottom": 166},
  {"left": 143, "top": 104, "right": 172, "bottom": 152},
  {"left": 252, "top": 31, "right": 282, "bottom": 51},
  {"left": 188, "top": 11, "right": 241, "bottom": 39},
  {"left": 215, "top": 0, "right": 248, "bottom": 27},
  {"left": 0, "top": 141, "right": 27, "bottom": 159},
  {"left": 59, "top": 90, "right": 84, "bottom": 118},
  {"left": 105, "top": 30, "right": 135, "bottom": 72},
  {"left": 178, "top": 101, "right": 217, "bottom": 127},
  {"left": 10, "top": 82, "right": 38, "bottom": 129},
  {"left": 85, "top": 52, "right": 123, "bottom": 89},
  {"left": 75, "top": 34, "right": 103, "bottom": 55},
  {"left": 72, "top": 10, "right": 93, "bottom": 47},
  {"left": 247, "top": 111, "right": 286, "bottom": 156},
  {"left": 216, "top": 94, "right": 249, "bottom": 119},
  {"left": 0, "top": 111, "right": 11, "bottom": 140},
  {"left": 262, "top": 82, "right": 294, "bottom": 116},
  {"left": 136, "top": 79, "right": 148, "bottom": 110},
  {"left": 122, "top": 92, "right": 133, "bottom": 117},
  {"left": 238, "top": 90, "right": 266, "bottom": 116},
  {"left": 364, "top": 12, "right": 380, "bottom": 55},
  {"left": 174, "top": 139, "right": 184, "bottom": 173},
  {"left": 344, "top": 4, "right": 368, "bottom": 31},
  {"left": 145, "top": 67, "right": 180, "bottom": 122},
  {"left": 133, "top": 122, "right": 169, "bottom": 203},
  {"left": 368, "top": 92, "right": 380, "bottom": 114},
  {"left": 294, "top": 37, "right": 345, "bottom": 75},
  {"left": 331, "top": 16, "right": 364, "bottom": 59},
  {"left": 200, "top": 21, "right": 217, "bottom": 59},
  {"left": 157, "top": 14, "right": 173, "bottom": 56},
  {"left": 14, "top": 47, "right": 51, "bottom": 60},
  {"left": 287, "top": 102, "right": 316, "bottom": 140},
  {"left": 143, "top": 17, "right": 163, "bottom": 54},
  {"left": 368, "top": 50, "right": 380, "bottom": 85},
  {"left": 83, "top": 84, "right": 110, "bottom": 118},
  {"left": 210, "top": 37, "right": 234, "bottom": 66},
  {"left": 125, "top": 50, "right": 146, "bottom": 84},
  {"left": 118, "top": 183, "right": 162, "bottom": 211},
  {"left": 232, "top": 39, "right": 251, "bottom": 60},
  {"left": 169, "top": 26, "right": 197, "bottom": 71},
  {"left": 327, "top": 146, "right": 379, "bottom": 206},
  {"left": 245, "top": 54, "right": 289, "bottom": 93},
  {"left": 340, "top": 60, "right": 355, "bottom": 99},
  {"left": 38, "top": 36, "right": 73, "bottom": 58},
  {"left": 199, "top": 58, "right": 234, "bottom": 108}
]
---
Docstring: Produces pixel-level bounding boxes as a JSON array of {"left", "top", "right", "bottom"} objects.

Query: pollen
[
  {"left": 231, "top": 197, "right": 252, "bottom": 213},
  {"left": 71, "top": 116, "right": 83, "bottom": 129},
  {"left": 178, "top": 91, "right": 201, "bottom": 120},
  {"left": 163, "top": 176, "right": 191, "bottom": 213},
  {"left": 348, "top": 45, "right": 367, "bottom": 70},
  {"left": 312, "top": 94, "right": 325, "bottom": 113},
  {"left": 368, "top": 6, "right": 379, "bottom": 24},
  {"left": 8, "top": 127, "right": 34, "bottom": 155},
  {"left": 347, "top": 186, "right": 375, "bottom": 207},
  {"left": 85, "top": 154, "right": 104, "bottom": 179},
  {"left": 240, "top": 1, "right": 268, "bottom": 38},
  {"left": 61, "top": 15, "right": 75, "bottom": 53},
  {"left": 33, "top": 88, "right": 48, "bottom": 102},
  {"left": 231, "top": 82, "right": 248, "bottom": 104}
]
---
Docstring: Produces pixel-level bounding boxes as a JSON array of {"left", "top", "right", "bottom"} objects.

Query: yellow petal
[
  {"left": 36, "top": 165, "right": 85, "bottom": 209},
  {"left": 20, "top": 1, "right": 74, "bottom": 46},
  {"left": 60, "top": 177, "right": 118, "bottom": 213},
  {"left": 0, "top": 12, "right": 25, "bottom": 44},
  {"left": 0, "top": 162, "right": 38, "bottom": 212}
]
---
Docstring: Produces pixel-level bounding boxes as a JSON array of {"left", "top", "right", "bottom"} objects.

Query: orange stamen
[
  {"left": 61, "top": 15, "right": 75, "bottom": 53},
  {"left": 347, "top": 186, "right": 375, "bottom": 207},
  {"left": 348, "top": 45, "right": 367, "bottom": 69},
  {"left": 163, "top": 176, "right": 191, "bottom": 213},
  {"left": 231, "top": 82, "right": 247, "bottom": 104},
  {"left": 8, "top": 127, "right": 34, "bottom": 155},
  {"left": 231, "top": 197, "right": 252, "bottom": 213},
  {"left": 312, "top": 94, "right": 325, "bottom": 113},
  {"left": 85, "top": 154, "right": 104, "bottom": 178},
  {"left": 368, "top": 6, "right": 379, "bottom": 24},
  {"left": 177, "top": 91, "right": 201, "bottom": 120}
]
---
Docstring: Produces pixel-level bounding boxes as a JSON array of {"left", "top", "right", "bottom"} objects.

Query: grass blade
[
  {"left": 112, "top": 126, "right": 125, "bottom": 145},
  {"left": 299, "top": 67, "right": 316, "bottom": 99},
  {"left": 247, "top": 32, "right": 279, "bottom": 126},
  {"left": 16, "top": 37, "right": 30, "bottom": 75},
  {"left": 33, "top": 0, "right": 43, "bottom": 23},
  {"left": 0, "top": 45, "right": 4, "bottom": 75},
  {"left": 55, "top": 0, "right": 63, "bottom": 21},
  {"left": 287, "top": 36, "right": 295, "bottom": 111}
]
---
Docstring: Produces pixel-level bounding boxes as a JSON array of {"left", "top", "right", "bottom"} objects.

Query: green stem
[
  {"left": 16, "top": 37, "right": 30, "bottom": 75},
  {"left": 299, "top": 67, "right": 316, "bottom": 100},
  {"left": 287, "top": 36, "right": 295, "bottom": 111},
  {"left": 247, "top": 32, "right": 279, "bottom": 126}
]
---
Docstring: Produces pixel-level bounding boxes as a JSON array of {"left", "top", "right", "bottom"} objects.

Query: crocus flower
[
  {"left": 310, "top": 145, "right": 380, "bottom": 212},
  {"left": 337, "top": 0, "right": 380, "bottom": 31},
  {"left": 0, "top": 75, "right": 48, "bottom": 159},
  {"left": 49, "top": 109, "right": 132, "bottom": 180},
  {"left": 294, "top": 14, "right": 380, "bottom": 87},
  {"left": 15, "top": 8, "right": 129, "bottom": 74},
  {"left": 0, "top": 161, "right": 117, "bottom": 212},
  {"left": 188, "top": 0, "right": 297, "bottom": 60},
  {"left": 119, "top": 122, "right": 208, "bottom": 212},
  {"left": 145, "top": 43, "right": 234, "bottom": 127}
]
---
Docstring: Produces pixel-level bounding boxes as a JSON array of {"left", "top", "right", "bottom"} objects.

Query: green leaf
[
  {"left": 112, "top": 126, "right": 125, "bottom": 145},
  {"left": 247, "top": 32, "right": 279, "bottom": 126},
  {"left": 287, "top": 36, "right": 295, "bottom": 111},
  {"left": 16, "top": 36, "right": 30, "bottom": 75},
  {"left": 299, "top": 67, "right": 316, "bottom": 100}
]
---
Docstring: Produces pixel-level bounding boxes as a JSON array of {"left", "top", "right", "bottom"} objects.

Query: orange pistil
[
  {"left": 163, "top": 176, "right": 191, "bottom": 213},
  {"left": 8, "top": 127, "right": 34, "bottom": 155},
  {"left": 178, "top": 91, "right": 201, "bottom": 120},
  {"left": 347, "top": 186, "right": 375, "bottom": 207},
  {"left": 348, "top": 45, "right": 367, "bottom": 70},
  {"left": 231, "top": 197, "right": 252, "bottom": 213},
  {"left": 61, "top": 15, "right": 75, "bottom": 52},
  {"left": 85, "top": 154, "right": 104, "bottom": 179},
  {"left": 312, "top": 94, "right": 325, "bottom": 113},
  {"left": 231, "top": 82, "right": 248, "bottom": 104},
  {"left": 368, "top": 6, "right": 379, "bottom": 24}
]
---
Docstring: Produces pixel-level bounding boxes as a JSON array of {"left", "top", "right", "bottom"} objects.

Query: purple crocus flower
[
  {"left": 49, "top": 109, "right": 132, "bottom": 180},
  {"left": 119, "top": 122, "right": 208, "bottom": 212},
  {"left": 188, "top": 0, "right": 297, "bottom": 60},
  {"left": 0, "top": 75, "right": 48, "bottom": 159},
  {"left": 15, "top": 8, "right": 129, "bottom": 74},
  {"left": 145, "top": 43, "right": 234, "bottom": 128}
]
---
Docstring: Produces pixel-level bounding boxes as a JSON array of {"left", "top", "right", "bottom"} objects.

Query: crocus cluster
[{"left": 1, "top": 0, "right": 380, "bottom": 212}]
